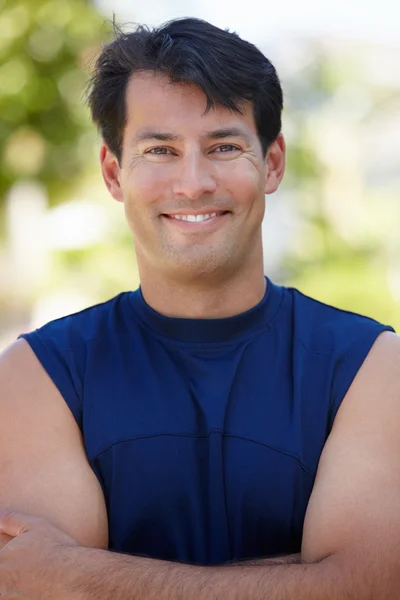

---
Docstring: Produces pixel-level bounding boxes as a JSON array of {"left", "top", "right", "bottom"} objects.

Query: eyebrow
[
  {"left": 134, "top": 127, "right": 252, "bottom": 145},
  {"left": 135, "top": 131, "right": 180, "bottom": 142},
  {"left": 205, "top": 127, "right": 252, "bottom": 145}
]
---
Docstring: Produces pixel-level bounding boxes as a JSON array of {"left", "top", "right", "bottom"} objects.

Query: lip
[{"left": 162, "top": 209, "right": 229, "bottom": 217}]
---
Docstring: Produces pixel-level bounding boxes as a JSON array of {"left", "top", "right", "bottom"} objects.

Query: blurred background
[{"left": 0, "top": 0, "right": 399, "bottom": 349}]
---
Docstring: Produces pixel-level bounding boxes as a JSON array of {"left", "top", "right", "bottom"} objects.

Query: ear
[
  {"left": 264, "top": 133, "right": 286, "bottom": 195},
  {"left": 100, "top": 143, "right": 124, "bottom": 203}
]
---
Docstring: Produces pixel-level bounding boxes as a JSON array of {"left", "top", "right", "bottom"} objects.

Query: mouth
[{"left": 161, "top": 210, "right": 231, "bottom": 229}]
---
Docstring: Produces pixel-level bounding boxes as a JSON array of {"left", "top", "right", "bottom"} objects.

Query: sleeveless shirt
[{"left": 18, "top": 277, "right": 395, "bottom": 565}]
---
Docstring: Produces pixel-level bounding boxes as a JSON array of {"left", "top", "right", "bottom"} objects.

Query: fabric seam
[{"left": 90, "top": 430, "right": 315, "bottom": 477}]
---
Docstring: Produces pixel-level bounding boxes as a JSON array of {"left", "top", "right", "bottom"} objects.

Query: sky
[{"left": 95, "top": 0, "right": 400, "bottom": 47}]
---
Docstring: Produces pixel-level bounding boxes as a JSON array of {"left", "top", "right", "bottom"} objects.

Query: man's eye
[
  {"left": 146, "top": 147, "right": 172, "bottom": 155},
  {"left": 214, "top": 145, "right": 240, "bottom": 153}
]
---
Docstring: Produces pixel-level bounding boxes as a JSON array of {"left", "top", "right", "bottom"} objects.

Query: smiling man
[{"left": 0, "top": 17, "right": 399, "bottom": 600}]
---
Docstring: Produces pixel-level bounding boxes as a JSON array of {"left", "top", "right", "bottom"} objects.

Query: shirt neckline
[{"left": 128, "top": 276, "right": 284, "bottom": 344}]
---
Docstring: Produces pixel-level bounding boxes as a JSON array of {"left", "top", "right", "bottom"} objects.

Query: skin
[{"left": 0, "top": 71, "right": 400, "bottom": 599}]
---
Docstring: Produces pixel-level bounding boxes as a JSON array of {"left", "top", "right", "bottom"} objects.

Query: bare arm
[
  {"left": 0, "top": 339, "right": 108, "bottom": 550},
  {"left": 50, "top": 545, "right": 365, "bottom": 600}
]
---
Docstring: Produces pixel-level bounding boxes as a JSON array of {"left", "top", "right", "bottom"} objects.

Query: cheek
[
  {"left": 121, "top": 168, "right": 167, "bottom": 238},
  {"left": 218, "top": 160, "right": 264, "bottom": 205},
  {"left": 123, "top": 164, "right": 170, "bottom": 205}
]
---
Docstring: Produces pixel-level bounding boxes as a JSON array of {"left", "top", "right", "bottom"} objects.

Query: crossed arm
[{"left": 1, "top": 332, "right": 400, "bottom": 599}]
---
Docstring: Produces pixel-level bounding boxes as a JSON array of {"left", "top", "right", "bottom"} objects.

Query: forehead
[{"left": 123, "top": 72, "right": 258, "bottom": 140}]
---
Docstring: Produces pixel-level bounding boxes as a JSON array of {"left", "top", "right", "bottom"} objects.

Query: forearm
[{"left": 67, "top": 548, "right": 373, "bottom": 600}]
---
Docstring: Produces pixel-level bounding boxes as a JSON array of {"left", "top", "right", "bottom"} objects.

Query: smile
[
  {"left": 170, "top": 213, "right": 218, "bottom": 222},
  {"left": 162, "top": 211, "right": 230, "bottom": 229}
]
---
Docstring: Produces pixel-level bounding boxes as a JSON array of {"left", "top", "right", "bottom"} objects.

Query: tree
[{"left": 0, "top": 0, "right": 108, "bottom": 235}]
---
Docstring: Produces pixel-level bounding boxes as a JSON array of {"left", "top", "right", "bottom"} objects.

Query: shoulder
[
  {"left": 335, "top": 330, "right": 400, "bottom": 439},
  {"left": 319, "top": 329, "right": 400, "bottom": 486},
  {"left": 8, "top": 291, "right": 133, "bottom": 427},
  {"left": 340, "top": 328, "right": 400, "bottom": 404},
  {"left": 277, "top": 283, "right": 396, "bottom": 427},
  {"left": 281, "top": 283, "right": 395, "bottom": 355},
  {"left": 350, "top": 328, "right": 400, "bottom": 392},
  {"left": 19, "top": 290, "right": 132, "bottom": 346}
]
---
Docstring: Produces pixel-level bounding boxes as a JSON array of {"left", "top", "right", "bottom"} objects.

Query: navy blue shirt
[{"left": 19, "top": 278, "right": 395, "bottom": 565}]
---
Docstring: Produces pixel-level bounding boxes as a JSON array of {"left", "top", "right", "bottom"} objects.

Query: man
[{"left": 0, "top": 17, "right": 399, "bottom": 599}]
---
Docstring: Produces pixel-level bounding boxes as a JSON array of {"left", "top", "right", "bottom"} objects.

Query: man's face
[{"left": 101, "top": 72, "right": 285, "bottom": 283}]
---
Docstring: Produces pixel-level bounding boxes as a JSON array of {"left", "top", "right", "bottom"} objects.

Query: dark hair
[{"left": 86, "top": 18, "right": 283, "bottom": 163}]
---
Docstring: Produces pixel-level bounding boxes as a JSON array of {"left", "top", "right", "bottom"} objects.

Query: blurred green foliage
[
  {"left": 0, "top": 0, "right": 108, "bottom": 233},
  {"left": 281, "top": 41, "right": 399, "bottom": 329}
]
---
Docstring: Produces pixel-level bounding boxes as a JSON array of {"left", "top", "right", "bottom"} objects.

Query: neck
[{"left": 138, "top": 263, "right": 267, "bottom": 320}]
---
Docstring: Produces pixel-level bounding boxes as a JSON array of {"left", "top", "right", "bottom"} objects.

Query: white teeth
[{"left": 172, "top": 213, "right": 217, "bottom": 222}]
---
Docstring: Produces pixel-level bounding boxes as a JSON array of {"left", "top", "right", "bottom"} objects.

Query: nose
[{"left": 172, "top": 152, "right": 217, "bottom": 200}]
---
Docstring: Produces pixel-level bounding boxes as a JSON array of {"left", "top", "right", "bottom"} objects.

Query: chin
[
  {"left": 157, "top": 238, "right": 237, "bottom": 277},
  {"left": 167, "top": 255, "right": 234, "bottom": 283}
]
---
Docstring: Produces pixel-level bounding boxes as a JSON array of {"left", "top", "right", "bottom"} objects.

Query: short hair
[{"left": 86, "top": 17, "right": 283, "bottom": 163}]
